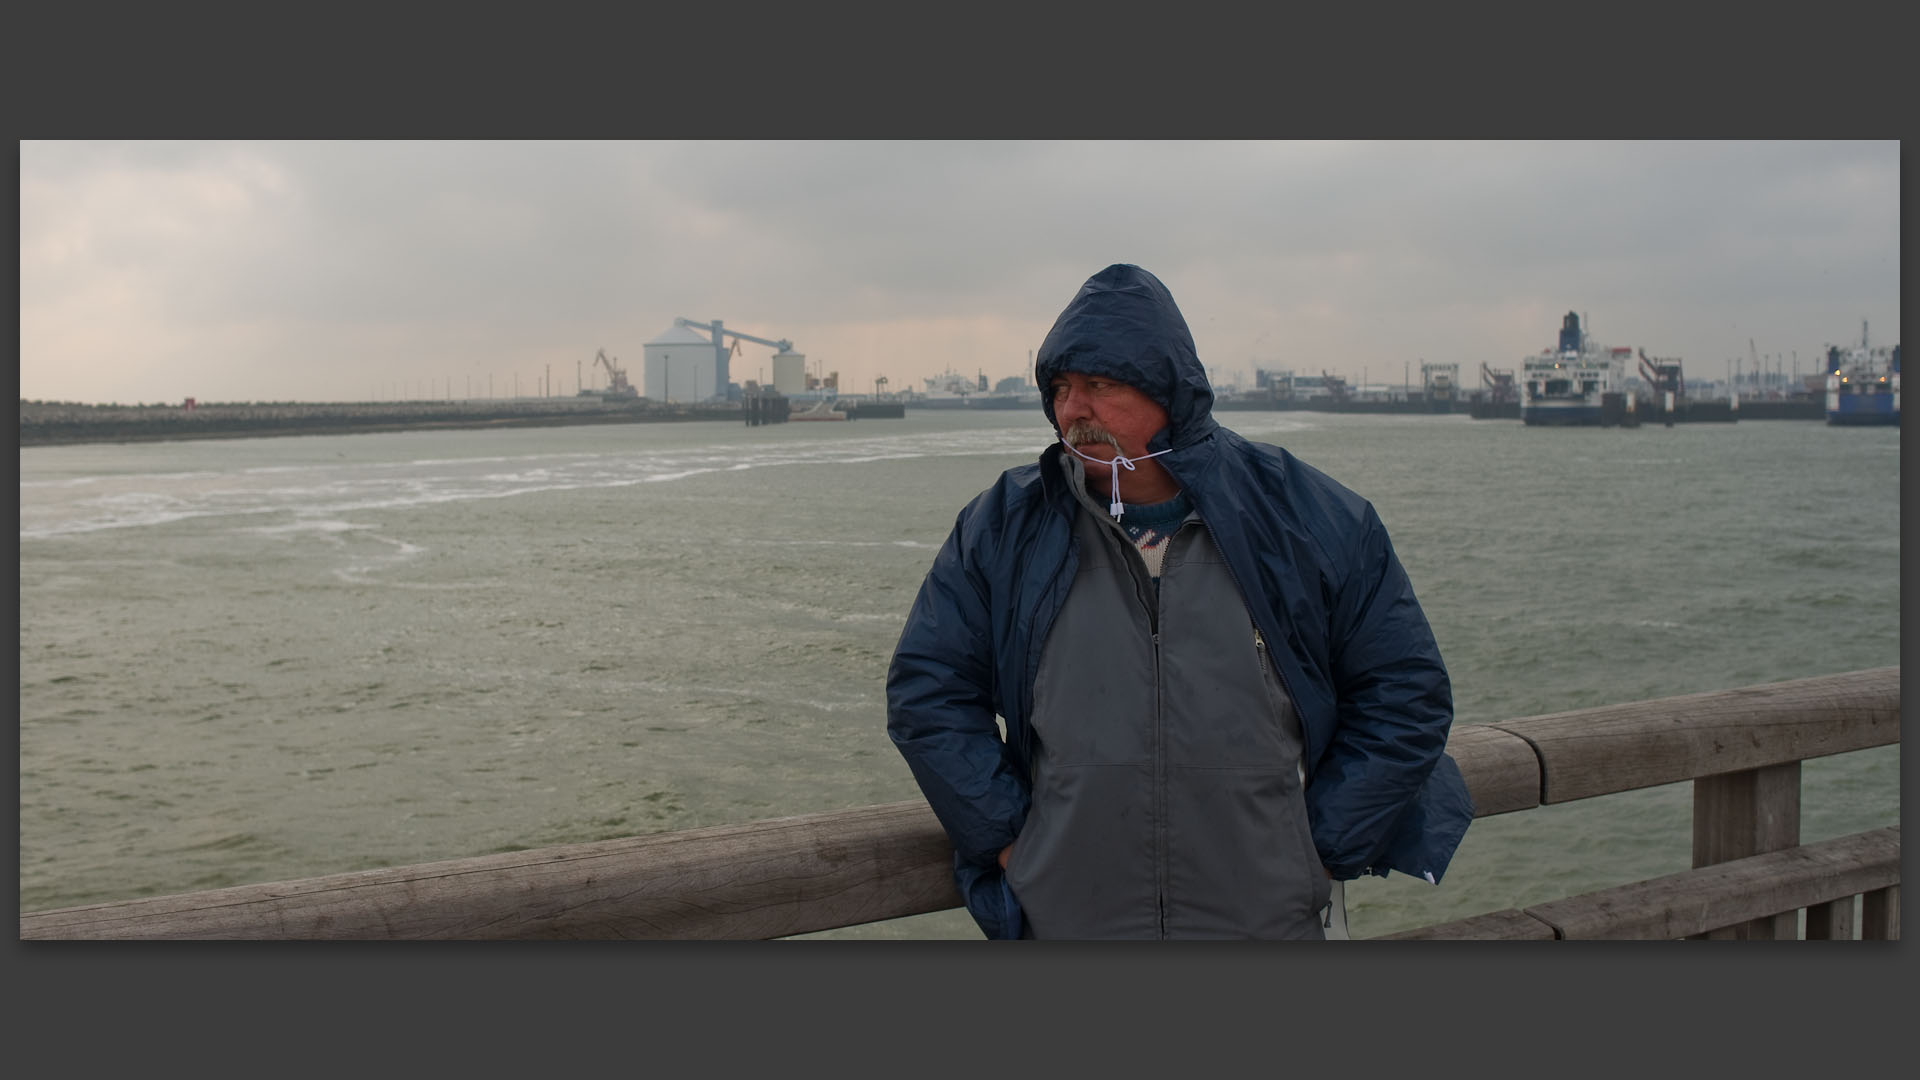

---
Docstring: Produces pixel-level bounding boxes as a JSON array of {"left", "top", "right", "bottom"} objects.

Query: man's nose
[{"left": 1053, "top": 385, "right": 1090, "bottom": 424}]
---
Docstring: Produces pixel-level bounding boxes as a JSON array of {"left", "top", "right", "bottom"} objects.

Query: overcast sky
[{"left": 19, "top": 140, "right": 1901, "bottom": 405}]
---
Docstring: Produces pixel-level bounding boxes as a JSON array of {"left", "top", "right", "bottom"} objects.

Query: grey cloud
[{"left": 18, "top": 140, "right": 1900, "bottom": 404}]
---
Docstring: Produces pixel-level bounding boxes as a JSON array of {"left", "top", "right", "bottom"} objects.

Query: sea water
[{"left": 17, "top": 410, "right": 1901, "bottom": 937}]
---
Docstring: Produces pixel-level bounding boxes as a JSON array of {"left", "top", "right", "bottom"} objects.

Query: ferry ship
[
  {"left": 904, "top": 368, "right": 986, "bottom": 408},
  {"left": 1824, "top": 324, "right": 1900, "bottom": 427},
  {"left": 1520, "top": 312, "right": 1633, "bottom": 426},
  {"left": 908, "top": 368, "right": 1041, "bottom": 410}
]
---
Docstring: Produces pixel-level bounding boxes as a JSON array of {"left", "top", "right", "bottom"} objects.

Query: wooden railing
[{"left": 19, "top": 667, "right": 1899, "bottom": 941}]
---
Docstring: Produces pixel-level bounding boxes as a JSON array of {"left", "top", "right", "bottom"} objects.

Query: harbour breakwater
[
  {"left": 19, "top": 398, "right": 783, "bottom": 447},
  {"left": 1217, "top": 395, "right": 1825, "bottom": 421},
  {"left": 19, "top": 391, "right": 1823, "bottom": 448}
]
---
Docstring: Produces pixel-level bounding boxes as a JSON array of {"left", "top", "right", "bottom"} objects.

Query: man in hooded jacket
[{"left": 887, "top": 264, "right": 1473, "bottom": 940}]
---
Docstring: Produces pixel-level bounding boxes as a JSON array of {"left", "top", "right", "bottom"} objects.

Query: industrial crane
[
  {"left": 1639, "top": 347, "right": 1684, "bottom": 405},
  {"left": 675, "top": 317, "right": 794, "bottom": 355},
  {"left": 1480, "top": 361, "right": 1517, "bottom": 403},
  {"left": 594, "top": 348, "right": 638, "bottom": 399},
  {"left": 674, "top": 317, "right": 797, "bottom": 398}
]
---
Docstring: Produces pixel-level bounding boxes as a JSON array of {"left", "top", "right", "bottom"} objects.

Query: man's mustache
[{"left": 1062, "top": 420, "right": 1122, "bottom": 453}]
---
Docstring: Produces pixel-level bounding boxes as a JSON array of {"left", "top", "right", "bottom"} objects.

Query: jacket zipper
[
  {"left": 1115, "top": 516, "right": 1168, "bottom": 939},
  {"left": 1149, "top": 524, "right": 1203, "bottom": 940},
  {"left": 1215, "top": 560, "right": 1310, "bottom": 769},
  {"left": 1201, "top": 511, "right": 1330, "bottom": 879},
  {"left": 1143, "top": 537, "right": 1167, "bottom": 939},
  {"left": 1153, "top": 628, "right": 1166, "bottom": 938},
  {"left": 1158, "top": 457, "right": 1315, "bottom": 772}
]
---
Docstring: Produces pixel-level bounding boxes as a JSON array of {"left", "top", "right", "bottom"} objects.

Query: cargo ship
[
  {"left": 1521, "top": 312, "right": 1633, "bottom": 426},
  {"left": 1824, "top": 324, "right": 1900, "bottom": 427}
]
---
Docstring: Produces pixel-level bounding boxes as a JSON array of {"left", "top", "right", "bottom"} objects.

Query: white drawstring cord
[{"left": 1059, "top": 437, "right": 1173, "bottom": 520}]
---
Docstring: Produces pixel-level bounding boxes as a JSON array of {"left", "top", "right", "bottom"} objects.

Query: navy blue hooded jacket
[{"left": 887, "top": 264, "right": 1474, "bottom": 939}]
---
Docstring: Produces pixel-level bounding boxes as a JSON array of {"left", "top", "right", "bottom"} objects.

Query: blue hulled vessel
[{"left": 1824, "top": 324, "right": 1899, "bottom": 427}]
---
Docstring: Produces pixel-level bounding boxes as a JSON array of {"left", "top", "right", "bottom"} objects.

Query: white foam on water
[
  {"left": 405, "top": 452, "right": 600, "bottom": 467},
  {"left": 727, "top": 537, "right": 941, "bottom": 551},
  {"left": 21, "top": 502, "right": 281, "bottom": 540},
  {"left": 246, "top": 519, "right": 372, "bottom": 537},
  {"left": 18, "top": 476, "right": 104, "bottom": 489},
  {"left": 330, "top": 531, "right": 429, "bottom": 584},
  {"left": 21, "top": 425, "right": 1059, "bottom": 541},
  {"left": 373, "top": 534, "right": 425, "bottom": 557}
]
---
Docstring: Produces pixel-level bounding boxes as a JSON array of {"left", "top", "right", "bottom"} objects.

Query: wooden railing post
[
  {"left": 1804, "top": 896, "right": 1857, "bottom": 940},
  {"left": 1693, "top": 762, "right": 1801, "bottom": 939},
  {"left": 1860, "top": 886, "right": 1901, "bottom": 940}
]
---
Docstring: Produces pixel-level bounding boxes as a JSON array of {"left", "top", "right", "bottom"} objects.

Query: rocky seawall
[{"left": 17, "top": 399, "right": 749, "bottom": 447}]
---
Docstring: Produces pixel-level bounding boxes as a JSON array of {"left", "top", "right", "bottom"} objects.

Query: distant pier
[
  {"left": 743, "top": 391, "right": 791, "bottom": 426},
  {"left": 16, "top": 390, "right": 1825, "bottom": 448},
  {"left": 1214, "top": 394, "right": 1825, "bottom": 422},
  {"left": 18, "top": 394, "right": 904, "bottom": 447}
]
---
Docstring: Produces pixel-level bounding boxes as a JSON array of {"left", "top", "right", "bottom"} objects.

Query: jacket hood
[{"left": 1034, "top": 264, "right": 1218, "bottom": 452}]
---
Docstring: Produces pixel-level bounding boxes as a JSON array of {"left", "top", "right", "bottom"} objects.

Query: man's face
[{"left": 1048, "top": 371, "right": 1170, "bottom": 460}]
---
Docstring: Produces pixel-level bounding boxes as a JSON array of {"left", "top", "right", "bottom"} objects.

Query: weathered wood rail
[{"left": 20, "top": 667, "right": 1899, "bottom": 940}]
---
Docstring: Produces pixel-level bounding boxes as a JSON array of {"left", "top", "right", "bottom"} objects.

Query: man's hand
[{"left": 999, "top": 844, "right": 1013, "bottom": 870}]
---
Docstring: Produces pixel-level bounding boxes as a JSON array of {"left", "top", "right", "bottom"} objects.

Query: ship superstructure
[
  {"left": 1824, "top": 323, "right": 1900, "bottom": 427},
  {"left": 908, "top": 367, "right": 1040, "bottom": 409},
  {"left": 1521, "top": 312, "right": 1631, "bottom": 426}
]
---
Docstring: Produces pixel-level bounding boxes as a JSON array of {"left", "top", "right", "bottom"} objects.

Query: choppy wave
[{"left": 20, "top": 426, "right": 1053, "bottom": 540}]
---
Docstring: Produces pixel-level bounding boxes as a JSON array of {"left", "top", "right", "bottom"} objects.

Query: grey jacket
[{"left": 1003, "top": 462, "right": 1329, "bottom": 938}]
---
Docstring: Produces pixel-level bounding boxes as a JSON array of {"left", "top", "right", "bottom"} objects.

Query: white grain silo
[
  {"left": 644, "top": 325, "right": 718, "bottom": 403},
  {"left": 771, "top": 351, "right": 808, "bottom": 395}
]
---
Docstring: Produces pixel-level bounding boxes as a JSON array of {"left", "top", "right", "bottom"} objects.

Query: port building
[{"left": 644, "top": 325, "right": 720, "bottom": 404}]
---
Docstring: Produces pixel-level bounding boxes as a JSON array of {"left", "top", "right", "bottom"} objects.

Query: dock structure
[
  {"left": 20, "top": 667, "right": 1898, "bottom": 941},
  {"left": 743, "top": 389, "right": 790, "bottom": 426},
  {"left": 1469, "top": 362, "right": 1522, "bottom": 419}
]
